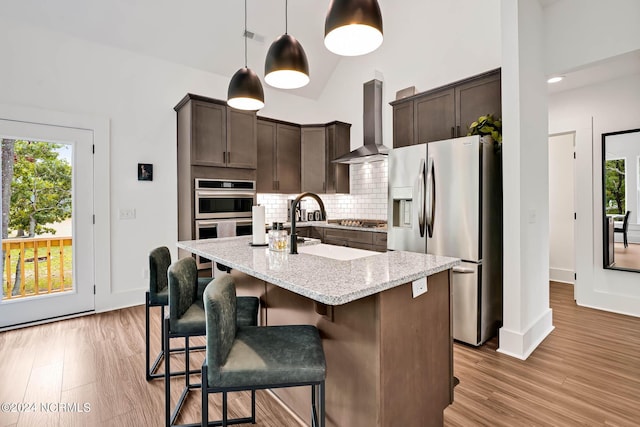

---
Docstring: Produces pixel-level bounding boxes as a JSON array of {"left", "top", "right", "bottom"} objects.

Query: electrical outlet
[
  {"left": 412, "top": 277, "right": 428, "bottom": 298},
  {"left": 119, "top": 208, "right": 136, "bottom": 220}
]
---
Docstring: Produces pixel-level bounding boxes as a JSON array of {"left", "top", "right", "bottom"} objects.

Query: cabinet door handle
[
  {"left": 456, "top": 125, "right": 461, "bottom": 137},
  {"left": 323, "top": 182, "right": 326, "bottom": 192},
  {"left": 276, "top": 180, "right": 280, "bottom": 190},
  {"left": 273, "top": 181, "right": 277, "bottom": 190},
  {"left": 451, "top": 127, "right": 455, "bottom": 138},
  {"left": 227, "top": 151, "right": 231, "bottom": 164},
  {"left": 223, "top": 151, "right": 226, "bottom": 163}
]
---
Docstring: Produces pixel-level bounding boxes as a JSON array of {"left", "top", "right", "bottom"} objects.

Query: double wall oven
[{"left": 194, "top": 178, "right": 255, "bottom": 269}]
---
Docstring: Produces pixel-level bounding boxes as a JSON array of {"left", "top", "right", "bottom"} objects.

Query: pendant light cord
[
  {"left": 244, "top": 0, "right": 248, "bottom": 67},
  {"left": 285, "top": 0, "right": 288, "bottom": 34}
]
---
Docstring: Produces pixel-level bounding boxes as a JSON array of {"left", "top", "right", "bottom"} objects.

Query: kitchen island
[{"left": 178, "top": 236, "right": 460, "bottom": 427}]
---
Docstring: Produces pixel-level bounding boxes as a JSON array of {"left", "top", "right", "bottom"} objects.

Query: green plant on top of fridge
[{"left": 468, "top": 114, "right": 502, "bottom": 143}]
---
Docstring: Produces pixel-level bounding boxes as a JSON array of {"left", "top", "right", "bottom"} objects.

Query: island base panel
[{"left": 232, "top": 270, "right": 452, "bottom": 427}]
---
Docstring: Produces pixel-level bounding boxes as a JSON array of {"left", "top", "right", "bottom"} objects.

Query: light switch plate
[
  {"left": 119, "top": 208, "right": 136, "bottom": 220},
  {"left": 412, "top": 277, "right": 428, "bottom": 298}
]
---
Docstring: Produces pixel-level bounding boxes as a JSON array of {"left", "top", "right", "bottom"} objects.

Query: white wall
[
  {"left": 548, "top": 133, "right": 575, "bottom": 283},
  {"left": 0, "top": 17, "right": 323, "bottom": 311},
  {"left": 549, "top": 72, "right": 640, "bottom": 316}
]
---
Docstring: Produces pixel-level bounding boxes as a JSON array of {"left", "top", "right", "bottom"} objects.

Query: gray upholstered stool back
[
  {"left": 167, "top": 257, "right": 199, "bottom": 322},
  {"left": 203, "top": 275, "right": 238, "bottom": 377},
  {"left": 201, "top": 275, "right": 326, "bottom": 426},
  {"left": 149, "top": 246, "right": 171, "bottom": 304}
]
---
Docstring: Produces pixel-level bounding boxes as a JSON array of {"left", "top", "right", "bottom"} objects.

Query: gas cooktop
[{"left": 329, "top": 219, "right": 387, "bottom": 230}]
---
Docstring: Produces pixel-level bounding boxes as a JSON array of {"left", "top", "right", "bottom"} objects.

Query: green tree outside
[
  {"left": 605, "top": 158, "right": 626, "bottom": 215},
  {"left": 9, "top": 140, "right": 72, "bottom": 237},
  {"left": 2, "top": 140, "right": 73, "bottom": 298}
]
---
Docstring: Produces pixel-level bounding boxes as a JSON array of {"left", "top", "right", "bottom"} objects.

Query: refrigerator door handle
[
  {"left": 426, "top": 156, "right": 435, "bottom": 238},
  {"left": 452, "top": 266, "right": 475, "bottom": 274},
  {"left": 417, "top": 158, "right": 426, "bottom": 237}
]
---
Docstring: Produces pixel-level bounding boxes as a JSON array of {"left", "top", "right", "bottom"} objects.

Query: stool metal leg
[
  {"left": 311, "top": 385, "right": 318, "bottom": 427},
  {"left": 145, "top": 292, "right": 152, "bottom": 381},
  {"left": 251, "top": 390, "right": 256, "bottom": 424},
  {"left": 147, "top": 302, "right": 204, "bottom": 381},
  {"left": 222, "top": 392, "right": 228, "bottom": 427},
  {"left": 164, "top": 317, "right": 171, "bottom": 427},
  {"left": 319, "top": 381, "right": 325, "bottom": 427},
  {"left": 201, "top": 365, "right": 208, "bottom": 427}
]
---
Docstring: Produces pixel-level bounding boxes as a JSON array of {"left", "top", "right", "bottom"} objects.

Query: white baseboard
[
  {"left": 549, "top": 268, "right": 574, "bottom": 284},
  {"left": 497, "top": 308, "right": 554, "bottom": 360}
]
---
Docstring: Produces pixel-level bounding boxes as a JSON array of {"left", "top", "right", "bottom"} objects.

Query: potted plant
[{"left": 468, "top": 114, "right": 502, "bottom": 143}]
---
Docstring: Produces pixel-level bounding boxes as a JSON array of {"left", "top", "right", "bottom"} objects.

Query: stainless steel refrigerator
[{"left": 388, "top": 135, "right": 502, "bottom": 346}]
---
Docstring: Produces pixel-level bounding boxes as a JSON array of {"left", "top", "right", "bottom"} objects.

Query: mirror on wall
[{"left": 602, "top": 128, "right": 640, "bottom": 272}]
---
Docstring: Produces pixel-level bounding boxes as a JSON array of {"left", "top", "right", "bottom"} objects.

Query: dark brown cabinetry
[
  {"left": 296, "top": 226, "right": 325, "bottom": 241},
  {"left": 257, "top": 118, "right": 301, "bottom": 194},
  {"left": 177, "top": 94, "right": 257, "bottom": 168},
  {"left": 301, "top": 121, "right": 351, "bottom": 194},
  {"left": 175, "top": 94, "right": 257, "bottom": 262},
  {"left": 301, "top": 127, "right": 326, "bottom": 193},
  {"left": 391, "top": 69, "right": 501, "bottom": 147},
  {"left": 326, "top": 122, "right": 351, "bottom": 194},
  {"left": 323, "top": 228, "right": 387, "bottom": 252},
  {"left": 226, "top": 108, "right": 258, "bottom": 169}
]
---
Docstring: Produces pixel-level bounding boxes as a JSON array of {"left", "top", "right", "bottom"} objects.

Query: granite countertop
[{"left": 177, "top": 236, "right": 460, "bottom": 306}]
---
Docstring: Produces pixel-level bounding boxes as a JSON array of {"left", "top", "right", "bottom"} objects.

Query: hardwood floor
[
  {"left": 0, "top": 281, "right": 638, "bottom": 426},
  {"left": 612, "top": 242, "right": 640, "bottom": 270},
  {"left": 445, "top": 282, "right": 640, "bottom": 426}
]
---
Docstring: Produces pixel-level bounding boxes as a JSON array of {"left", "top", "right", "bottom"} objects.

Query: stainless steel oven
[
  {"left": 194, "top": 178, "right": 256, "bottom": 220},
  {"left": 194, "top": 219, "right": 253, "bottom": 269}
]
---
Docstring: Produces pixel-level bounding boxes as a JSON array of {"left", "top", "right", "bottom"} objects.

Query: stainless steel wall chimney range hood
[{"left": 332, "top": 79, "right": 390, "bottom": 164}]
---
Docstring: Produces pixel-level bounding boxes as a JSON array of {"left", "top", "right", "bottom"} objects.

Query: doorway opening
[{"left": 548, "top": 132, "right": 576, "bottom": 285}]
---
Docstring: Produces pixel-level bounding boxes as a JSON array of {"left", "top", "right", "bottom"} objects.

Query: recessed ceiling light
[{"left": 547, "top": 76, "right": 564, "bottom": 83}]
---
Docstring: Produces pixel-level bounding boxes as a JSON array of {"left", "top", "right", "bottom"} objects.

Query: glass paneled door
[{"left": 0, "top": 119, "right": 94, "bottom": 328}]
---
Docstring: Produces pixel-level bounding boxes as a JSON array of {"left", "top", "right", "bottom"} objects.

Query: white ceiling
[
  {"left": 2, "top": 0, "right": 338, "bottom": 99},
  {"left": 4, "top": 0, "right": 637, "bottom": 100},
  {"left": 548, "top": 49, "right": 640, "bottom": 94}
]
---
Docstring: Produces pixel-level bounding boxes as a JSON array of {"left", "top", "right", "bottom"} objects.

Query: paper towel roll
[{"left": 252, "top": 205, "right": 266, "bottom": 245}]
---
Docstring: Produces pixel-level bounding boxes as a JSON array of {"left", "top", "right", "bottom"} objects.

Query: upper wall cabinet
[
  {"left": 301, "top": 126, "right": 326, "bottom": 193},
  {"left": 301, "top": 121, "right": 351, "bottom": 194},
  {"left": 257, "top": 118, "right": 301, "bottom": 194},
  {"left": 391, "top": 69, "right": 501, "bottom": 147},
  {"left": 175, "top": 94, "right": 257, "bottom": 169}
]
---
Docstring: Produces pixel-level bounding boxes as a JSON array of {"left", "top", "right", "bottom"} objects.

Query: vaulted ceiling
[
  {"left": 3, "top": 0, "right": 339, "bottom": 99},
  {"left": 4, "top": 0, "right": 636, "bottom": 100}
]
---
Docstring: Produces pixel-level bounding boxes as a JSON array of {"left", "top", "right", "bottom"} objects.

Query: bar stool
[
  {"left": 164, "top": 257, "right": 260, "bottom": 427},
  {"left": 201, "top": 275, "right": 326, "bottom": 427},
  {"left": 146, "top": 246, "right": 211, "bottom": 380},
  {"left": 146, "top": 246, "right": 259, "bottom": 381}
]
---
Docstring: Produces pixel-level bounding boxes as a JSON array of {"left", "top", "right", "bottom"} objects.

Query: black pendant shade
[
  {"left": 227, "top": 67, "right": 265, "bottom": 111},
  {"left": 265, "top": 34, "right": 310, "bottom": 89},
  {"left": 227, "top": 0, "right": 265, "bottom": 111},
  {"left": 324, "top": 0, "right": 383, "bottom": 56}
]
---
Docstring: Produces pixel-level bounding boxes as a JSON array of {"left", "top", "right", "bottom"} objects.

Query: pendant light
[
  {"left": 227, "top": 0, "right": 265, "bottom": 111},
  {"left": 324, "top": 0, "right": 383, "bottom": 57},
  {"left": 264, "top": 0, "right": 310, "bottom": 89}
]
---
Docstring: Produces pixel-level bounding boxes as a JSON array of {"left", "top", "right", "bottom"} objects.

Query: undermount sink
[{"left": 297, "top": 243, "right": 378, "bottom": 261}]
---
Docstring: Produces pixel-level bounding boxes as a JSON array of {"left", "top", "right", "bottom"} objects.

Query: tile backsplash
[{"left": 257, "top": 159, "right": 388, "bottom": 224}]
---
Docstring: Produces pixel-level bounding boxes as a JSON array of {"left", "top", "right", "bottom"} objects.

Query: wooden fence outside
[{"left": 2, "top": 236, "right": 73, "bottom": 299}]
